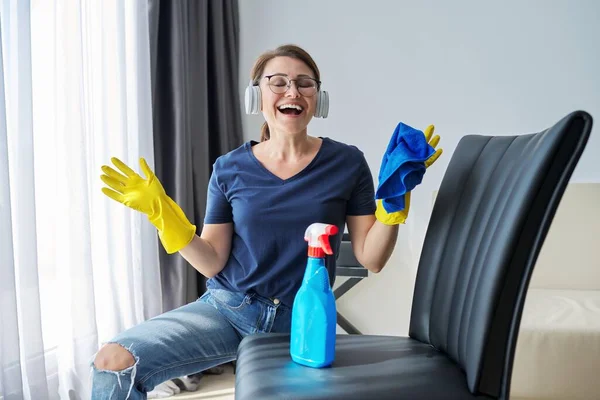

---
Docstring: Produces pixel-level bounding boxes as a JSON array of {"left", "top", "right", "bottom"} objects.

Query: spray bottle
[{"left": 290, "top": 222, "right": 339, "bottom": 368}]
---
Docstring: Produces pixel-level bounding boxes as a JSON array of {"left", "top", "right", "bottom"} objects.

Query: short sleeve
[
  {"left": 346, "top": 153, "right": 376, "bottom": 216},
  {"left": 203, "top": 166, "right": 233, "bottom": 224}
]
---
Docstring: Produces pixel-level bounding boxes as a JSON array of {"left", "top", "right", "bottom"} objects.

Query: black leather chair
[{"left": 234, "top": 111, "right": 593, "bottom": 400}]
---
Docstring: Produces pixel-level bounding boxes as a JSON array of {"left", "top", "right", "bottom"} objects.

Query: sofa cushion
[
  {"left": 511, "top": 288, "right": 600, "bottom": 399},
  {"left": 529, "top": 183, "right": 600, "bottom": 290}
]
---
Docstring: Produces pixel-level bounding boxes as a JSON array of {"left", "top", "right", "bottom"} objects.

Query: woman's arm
[
  {"left": 343, "top": 124, "right": 442, "bottom": 273},
  {"left": 179, "top": 223, "right": 233, "bottom": 278},
  {"left": 346, "top": 215, "right": 398, "bottom": 273}
]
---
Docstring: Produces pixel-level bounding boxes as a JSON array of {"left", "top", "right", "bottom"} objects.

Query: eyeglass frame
[{"left": 258, "top": 74, "right": 322, "bottom": 97}]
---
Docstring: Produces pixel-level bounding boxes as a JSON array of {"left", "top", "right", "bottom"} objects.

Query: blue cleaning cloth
[{"left": 375, "top": 122, "right": 435, "bottom": 213}]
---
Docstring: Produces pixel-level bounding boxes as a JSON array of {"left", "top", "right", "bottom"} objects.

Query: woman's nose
[{"left": 285, "top": 81, "right": 301, "bottom": 97}]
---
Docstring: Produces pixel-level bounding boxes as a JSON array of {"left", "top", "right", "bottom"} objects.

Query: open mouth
[{"left": 277, "top": 104, "right": 304, "bottom": 116}]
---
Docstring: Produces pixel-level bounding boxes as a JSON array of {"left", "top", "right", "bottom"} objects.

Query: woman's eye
[
  {"left": 298, "top": 80, "right": 315, "bottom": 88},
  {"left": 270, "top": 78, "right": 287, "bottom": 86}
]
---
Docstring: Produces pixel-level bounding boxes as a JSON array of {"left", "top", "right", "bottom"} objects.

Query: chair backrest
[{"left": 408, "top": 111, "right": 592, "bottom": 399}]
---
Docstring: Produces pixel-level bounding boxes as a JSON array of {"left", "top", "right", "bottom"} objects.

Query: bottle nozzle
[{"left": 304, "top": 223, "right": 339, "bottom": 258}]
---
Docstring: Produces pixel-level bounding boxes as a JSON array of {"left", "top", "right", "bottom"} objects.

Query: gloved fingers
[
  {"left": 101, "top": 187, "right": 125, "bottom": 204},
  {"left": 111, "top": 157, "right": 139, "bottom": 179},
  {"left": 429, "top": 134, "right": 441, "bottom": 149},
  {"left": 101, "top": 165, "right": 128, "bottom": 184},
  {"left": 423, "top": 125, "right": 435, "bottom": 142},
  {"left": 375, "top": 198, "right": 409, "bottom": 225},
  {"left": 101, "top": 174, "right": 126, "bottom": 193},
  {"left": 425, "top": 148, "right": 443, "bottom": 168},
  {"left": 139, "top": 157, "right": 154, "bottom": 180}
]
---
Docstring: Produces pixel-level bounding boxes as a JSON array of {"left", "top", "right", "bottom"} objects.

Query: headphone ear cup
[
  {"left": 314, "top": 91, "right": 321, "bottom": 118},
  {"left": 255, "top": 86, "right": 262, "bottom": 113},
  {"left": 314, "top": 90, "right": 329, "bottom": 118},
  {"left": 244, "top": 85, "right": 261, "bottom": 114}
]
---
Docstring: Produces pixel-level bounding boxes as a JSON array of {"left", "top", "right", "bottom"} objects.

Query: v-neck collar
[{"left": 245, "top": 137, "right": 328, "bottom": 184}]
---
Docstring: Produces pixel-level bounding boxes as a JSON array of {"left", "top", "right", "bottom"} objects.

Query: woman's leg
[{"left": 90, "top": 298, "right": 241, "bottom": 400}]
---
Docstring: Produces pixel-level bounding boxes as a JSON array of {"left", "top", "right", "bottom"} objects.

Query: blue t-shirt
[{"left": 203, "top": 137, "right": 376, "bottom": 307}]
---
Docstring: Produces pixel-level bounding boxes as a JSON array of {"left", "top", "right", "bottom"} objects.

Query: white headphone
[{"left": 244, "top": 80, "right": 329, "bottom": 118}]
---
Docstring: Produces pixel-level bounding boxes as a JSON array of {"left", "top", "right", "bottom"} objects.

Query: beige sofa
[{"left": 510, "top": 183, "right": 600, "bottom": 400}]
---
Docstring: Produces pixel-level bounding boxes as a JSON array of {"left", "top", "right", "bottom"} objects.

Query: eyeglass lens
[{"left": 268, "top": 76, "right": 318, "bottom": 96}]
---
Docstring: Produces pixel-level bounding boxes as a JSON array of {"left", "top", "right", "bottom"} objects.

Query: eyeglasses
[{"left": 263, "top": 74, "right": 320, "bottom": 97}]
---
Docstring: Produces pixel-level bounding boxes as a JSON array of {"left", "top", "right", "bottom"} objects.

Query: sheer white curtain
[{"left": 1, "top": 0, "right": 163, "bottom": 399}]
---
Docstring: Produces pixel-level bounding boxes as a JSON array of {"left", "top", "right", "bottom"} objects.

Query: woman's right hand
[
  {"left": 100, "top": 157, "right": 197, "bottom": 254},
  {"left": 101, "top": 157, "right": 165, "bottom": 216}
]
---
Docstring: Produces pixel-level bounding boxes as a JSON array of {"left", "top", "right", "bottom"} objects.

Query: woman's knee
[{"left": 94, "top": 343, "right": 135, "bottom": 371}]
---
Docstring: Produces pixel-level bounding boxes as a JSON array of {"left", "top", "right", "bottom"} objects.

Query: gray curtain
[{"left": 148, "top": 0, "right": 243, "bottom": 311}]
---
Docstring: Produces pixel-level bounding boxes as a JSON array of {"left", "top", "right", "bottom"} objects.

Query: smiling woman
[{"left": 91, "top": 43, "right": 379, "bottom": 398}]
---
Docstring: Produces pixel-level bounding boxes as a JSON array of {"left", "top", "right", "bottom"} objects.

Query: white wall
[{"left": 238, "top": 0, "right": 600, "bottom": 336}]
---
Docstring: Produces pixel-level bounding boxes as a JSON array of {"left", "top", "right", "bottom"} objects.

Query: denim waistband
[
  {"left": 205, "top": 281, "right": 292, "bottom": 309},
  {"left": 247, "top": 291, "right": 290, "bottom": 309}
]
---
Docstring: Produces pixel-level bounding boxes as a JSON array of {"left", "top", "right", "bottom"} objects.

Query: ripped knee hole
[{"left": 94, "top": 343, "right": 136, "bottom": 371}]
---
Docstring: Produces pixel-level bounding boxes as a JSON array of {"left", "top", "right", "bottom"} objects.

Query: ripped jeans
[{"left": 90, "top": 288, "right": 291, "bottom": 399}]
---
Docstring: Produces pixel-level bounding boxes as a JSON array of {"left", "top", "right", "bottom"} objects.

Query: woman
[{"left": 92, "top": 44, "right": 441, "bottom": 399}]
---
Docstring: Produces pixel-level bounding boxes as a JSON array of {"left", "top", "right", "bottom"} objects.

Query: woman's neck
[{"left": 263, "top": 130, "right": 317, "bottom": 162}]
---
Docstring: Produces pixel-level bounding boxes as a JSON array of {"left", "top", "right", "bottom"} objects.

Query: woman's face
[{"left": 259, "top": 56, "right": 319, "bottom": 136}]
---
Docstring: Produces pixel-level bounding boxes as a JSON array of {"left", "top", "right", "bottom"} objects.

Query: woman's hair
[{"left": 249, "top": 44, "right": 321, "bottom": 142}]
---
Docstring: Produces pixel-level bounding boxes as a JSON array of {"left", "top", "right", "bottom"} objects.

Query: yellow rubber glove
[
  {"left": 376, "top": 124, "right": 443, "bottom": 225},
  {"left": 100, "top": 157, "right": 196, "bottom": 254}
]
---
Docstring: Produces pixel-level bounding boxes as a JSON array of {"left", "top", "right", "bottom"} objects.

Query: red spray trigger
[
  {"left": 305, "top": 223, "right": 339, "bottom": 258},
  {"left": 318, "top": 235, "right": 333, "bottom": 255}
]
